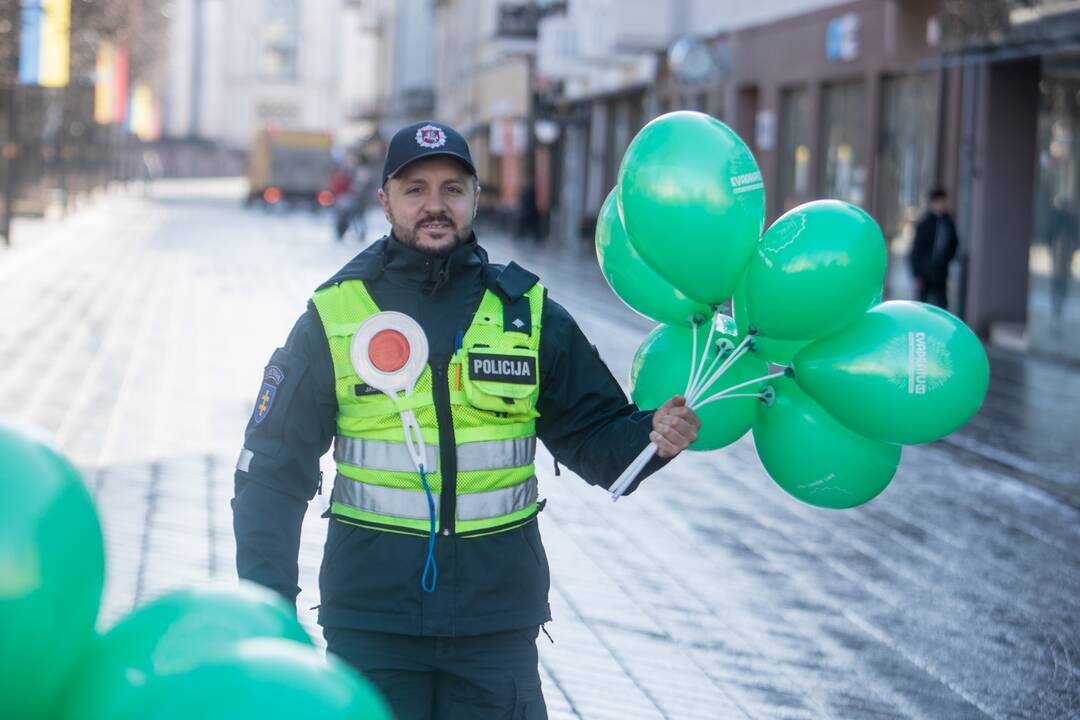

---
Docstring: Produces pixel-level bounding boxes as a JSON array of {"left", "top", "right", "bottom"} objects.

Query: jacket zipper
[{"left": 432, "top": 362, "right": 457, "bottom": 536}]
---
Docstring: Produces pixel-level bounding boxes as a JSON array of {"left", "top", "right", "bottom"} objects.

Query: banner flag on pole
[
  {"left": 94, "top": 42, "right": 115, "bottom": 124},
  {"left": 113, "top": 45, "right": 129, "bottom": 123},
  {"left": 18, "top": 0, "right": 71, "bottom": 87},
  {"left": 130, "top": 82, "right": 155, "bottom": 141}
]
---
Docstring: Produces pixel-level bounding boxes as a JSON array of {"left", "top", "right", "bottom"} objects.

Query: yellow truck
[{"left": 247, "top": 129, "right": 335, "bottom": 207}]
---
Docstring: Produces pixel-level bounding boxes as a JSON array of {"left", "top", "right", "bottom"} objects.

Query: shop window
[
  {"left": 1029, "top": 63, "right": 1080, "bottom": 361},
  {"left": 819, "top": 80, "right": 866, "bottom": 207},
  {"left": 877, "top": 72, "right": 938, "bottom": 299},
  {"left": 778, "top": 86, "right": 810, "bottom": 213}
]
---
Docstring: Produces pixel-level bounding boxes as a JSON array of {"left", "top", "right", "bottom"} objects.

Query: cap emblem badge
[{"left": 416, "top": 125, "right": 447, "bottom": 149}]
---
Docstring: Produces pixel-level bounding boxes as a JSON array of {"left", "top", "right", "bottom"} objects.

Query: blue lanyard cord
[{"left": 418, "top": 465, "right": 438, "bottom": 593}]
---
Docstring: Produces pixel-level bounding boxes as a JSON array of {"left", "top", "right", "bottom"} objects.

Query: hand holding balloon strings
[
  {"left": 609, "top": 316, "right": 782, "bottom": 500},
  {"left": 650, "top": 396, "right": 701, "bottom": 458}
]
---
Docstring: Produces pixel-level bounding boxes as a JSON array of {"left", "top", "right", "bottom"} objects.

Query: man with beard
[{"left": 233, "top": 121, "right": 700, "bottom": 719}]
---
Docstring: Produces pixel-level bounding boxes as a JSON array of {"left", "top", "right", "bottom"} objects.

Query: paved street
[{"left": 2, "top": 179, "right": 1079, "bottom": 719}]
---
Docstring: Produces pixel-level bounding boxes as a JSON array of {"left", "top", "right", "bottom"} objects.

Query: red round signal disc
[
  {"left": 350, "top": 311, "right": 428, "bottom": 397},
  {"left": 368, "top": 329, "right": 410, "bottom": 373}
]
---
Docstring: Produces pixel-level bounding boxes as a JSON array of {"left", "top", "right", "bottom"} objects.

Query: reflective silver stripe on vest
[
  {"left": 334, "top": 436, "right": 439, "bottom": 473},
  {"left": 456, "top": 437, "right": 536, "bottom": 472},
  {"left": 332, "top": 474, "right": 537, "bottom": 523},
  {"left": 333, "top": 473, "right": 438, "bottom": 521},
  {"left": 236, "top": 448, "right": 254, "bottom": 473},
  {"left": 456, "top": 476, "right": 538, "bottom": 521}
]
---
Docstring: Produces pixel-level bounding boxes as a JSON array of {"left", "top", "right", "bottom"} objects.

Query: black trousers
[
  {"left": 325, "top": 626, "right": 548, "bottom": 720},
  {"left": 918, "top": 280, "right": 948, "bottom": 310}
]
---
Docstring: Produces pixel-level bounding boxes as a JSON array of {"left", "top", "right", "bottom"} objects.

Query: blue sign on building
[{"left": 826, "top": 12, "right": 860, "bottom": 62}]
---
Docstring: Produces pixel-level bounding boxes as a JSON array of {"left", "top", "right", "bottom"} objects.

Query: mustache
[{"left": 415, "top": 214, "right": 455, "bottom": 231}]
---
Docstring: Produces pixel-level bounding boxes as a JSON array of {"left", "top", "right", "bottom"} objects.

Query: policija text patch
[{"left": 468, "top": 353, "right": 537, "bottom": 385}]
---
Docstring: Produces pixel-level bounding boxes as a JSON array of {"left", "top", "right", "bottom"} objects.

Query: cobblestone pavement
[{"left": 2, "top": 180, "right": 1078, "bottom": 719}]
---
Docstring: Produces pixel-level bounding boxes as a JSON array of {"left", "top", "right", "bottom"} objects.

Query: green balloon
[
  {"left": 618, "top": 111, "right": 765, "bottom": 305},
  {"left": 127, "top": 638, "right": 393, "bottom": 720},
  {"left": 630, "top": 318, "right": 768, "bottom": 450},
  {"left": 753, "top": 378, "right": 901, "bottom": 509},
  {"left": 0, "top": 422, "right": 104, "bottom": 720},
  {"left": 596, "top": 188, "right": 712, "bottom": 326},
  {"left": 62, "top": 583, "right": 313, "bottom": 720},
  {"left": 731, "top": 278, "right": 808, "bottom": 364},
  {"left": 746, "top": 200, "right": 887, "bottom": 340},
  {"left": 792, "top": 301, "right": 990, "bottom": 444}
]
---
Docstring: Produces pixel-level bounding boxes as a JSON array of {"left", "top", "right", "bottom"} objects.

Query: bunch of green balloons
[
  {"left": 600, "top": 111, "right": 990, "bottom": 508},
  {"left": 0, "top": 422, "right": 392, "bottom": 720}
]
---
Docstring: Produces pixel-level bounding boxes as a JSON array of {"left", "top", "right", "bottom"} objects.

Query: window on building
[
  {"left": 260, "top": 0, "right": 299, "bottom": 80},
  {"left": 877, "top": 74, "right": 937, "bottom": 240},
  {"left": 877, "top": 72, "right": 938, "bottom": 300},
  {"left": 778, "top": 86, "right": 811, "bottom": 214},
  {"left": 819, "top": 80, "right": 866, "bottom": 207},
  {"left": 1029, "top": 61, "right": 1080, "bottom": 361}
]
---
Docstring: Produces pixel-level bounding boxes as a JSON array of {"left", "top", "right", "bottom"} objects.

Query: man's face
[
  {"left": 378, "top": 157, "right": 478, "bottom": 256},
  {"left": 930, "top": 197, "right": 947, "bottom": 215}
]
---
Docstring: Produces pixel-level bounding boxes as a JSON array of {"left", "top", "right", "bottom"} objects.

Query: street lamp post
[
  {"left": 1, "top": 0, "right": 20, "bottom": 247},
  {"left": 1, "top": 87, "right": 17, "bottom": 247}
]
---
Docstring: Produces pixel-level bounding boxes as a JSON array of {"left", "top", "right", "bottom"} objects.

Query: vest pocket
[{"left": 458, "top": 347, "right": 539, "bottom": 415}]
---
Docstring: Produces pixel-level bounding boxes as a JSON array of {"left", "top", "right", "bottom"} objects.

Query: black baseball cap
[{"left": 382, "top": 121, "right": 477, "bottom": 185}]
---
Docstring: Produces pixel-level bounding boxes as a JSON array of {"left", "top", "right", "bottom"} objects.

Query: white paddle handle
[
  {"left": 400, "top": 409, "right": 427, "bottom": 472},
  {"left": 609, "top": 442, "right": 659, "bottom": 501}
]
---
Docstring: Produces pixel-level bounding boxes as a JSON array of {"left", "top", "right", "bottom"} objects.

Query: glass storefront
[
  {"left": 819, "top": 80, "right": 867, "bottom": 207},
  {"left": 777, "top": 86, "right": 811, "bottom": 214},
  {"left": 877, "top": 72, "right": 939, "bottom": 300},
  {"left": 1030, "top": 58, "right": 1080, "bottom": 362}
]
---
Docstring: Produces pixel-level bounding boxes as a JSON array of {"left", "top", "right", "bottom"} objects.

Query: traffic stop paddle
[{"left": 350, "top": 312, "right": 440, "bottom": 591}]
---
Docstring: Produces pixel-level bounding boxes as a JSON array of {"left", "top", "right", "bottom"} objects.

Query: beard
[{"left": 391, "top": 212, "right": 473, "bottom": 257}]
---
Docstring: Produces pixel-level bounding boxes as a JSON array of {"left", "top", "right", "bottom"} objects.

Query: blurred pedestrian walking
[
  {"left": 1047, "top": 195, "right": 1078, "bottom": 327},
  {"left": 910, "top": 186, "right": 959, "bottom": 309},
  {"left": 333, "top": 163, "right": 379, "bottom": 242}
]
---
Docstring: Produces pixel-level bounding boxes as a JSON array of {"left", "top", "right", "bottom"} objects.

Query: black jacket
[
  {"left": 233, "top": 235, "right": 667, "bottom": 636},
  {"left": 909, "top": 211, "right": 959, "bottom": 286}
]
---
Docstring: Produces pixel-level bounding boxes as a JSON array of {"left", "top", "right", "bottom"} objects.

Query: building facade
[
  {"left": 433, "top": 0, "right": 537, "bottom": 212},
  {"left": 727, "top": 0, "right": 1080, "bottom": 361},
  {"left": 726, "top": 0, "right": 945, "bottom": 302},
  {"left": 950, "top": 3, "right": 1080, "bottom": 361},
  {"left": 164, "top": 0, "right": 372, "bottom": 152},
  {"left": 535, "top": 0, "right": 853, "bottom": 241},
  {"left": 522, "top": 0, "right": 1077, "bottom": 362},
  {"left": 370, "top": 0, "right": 436, "bottom": 137}
]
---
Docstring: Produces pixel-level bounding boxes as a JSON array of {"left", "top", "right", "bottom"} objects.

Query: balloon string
[
  {"left": 686, "top": 311, "right": 718, "bottom": 400},
  {"left": 686, "top": 316, "right": 722, "bottom": 402},
  {"left": 692, "top": 370, "right": 786, "bottom": 410},
  {"left": 688, "top": 334, "right": 753, "bottom": 405},
  {"left": 694, "top": 392, "right": 766, "bottom": 402},
  {"left": 683, "top": 316, "right": 702, "bottom": 398},
  {"left": 692, "top": 334, "right": 752, "bottom": 401}
]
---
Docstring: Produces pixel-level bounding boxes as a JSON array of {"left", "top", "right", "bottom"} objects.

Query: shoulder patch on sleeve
[
  {"left": 264, "top": 364, "right": 286, "bottom": 386},
  {"left": 248, "top": 347, "right": 309, "bottom": 431},
  {"left": 254, "top": 364, "right": 286, "bottom": 424}
]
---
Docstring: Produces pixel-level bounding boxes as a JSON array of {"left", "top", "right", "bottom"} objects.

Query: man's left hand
[{"left": 651, "top": 396, "right": 701, "bottom": 458}]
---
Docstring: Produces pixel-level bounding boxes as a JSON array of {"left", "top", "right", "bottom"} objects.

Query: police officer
[{"left": 233, "top": 121, "right": 700, "bottom": 719}]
